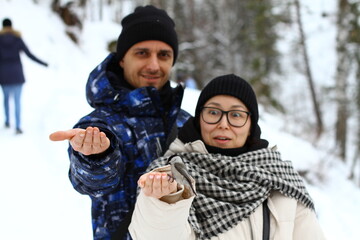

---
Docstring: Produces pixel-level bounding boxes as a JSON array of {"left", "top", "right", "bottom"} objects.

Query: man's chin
[{"left": 143, "top": 83, "right": 159, "bottom": 89}]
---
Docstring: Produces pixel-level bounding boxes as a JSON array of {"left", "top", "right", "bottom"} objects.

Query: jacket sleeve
[
  {"left": 68, "top": 122, "right": 125, "bottom": 197},
  {"left": 20, "top": 38, "right": 48, "bottom": 66},
  {"left": 293, "top": 203, "right": 326, "bottom": 240},
  {"left": 269, "top": 191, "right": 326, "bottom": 240},
  {"left": 129, "top": 190, "right": 196, "bottom": 240}
]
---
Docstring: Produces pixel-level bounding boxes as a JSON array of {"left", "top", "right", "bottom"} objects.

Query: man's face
[{"left": 119, "top": 40, "right": 174, "bottom": 89}]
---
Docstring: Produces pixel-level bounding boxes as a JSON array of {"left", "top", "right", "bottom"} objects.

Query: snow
[{"left": 1, "top": 1, "right": 360, "bottom": 239}]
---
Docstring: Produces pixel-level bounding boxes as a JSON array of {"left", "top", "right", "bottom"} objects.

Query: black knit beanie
[
  {"left": 116, "top": 5, "right": 178, "bottom": 65},
  {"left": 2, "top": 18, "right": 12, "bottom": 27},
  {"left": 195, "top": 74, "right": 261, "bottom": 139}
]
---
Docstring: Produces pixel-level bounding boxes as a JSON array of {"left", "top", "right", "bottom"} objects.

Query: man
[
  {"left": 49, "top": 5, "right": 190, "bottom": 240},
  {"left": 0, "top": 18, "right": 48, "bottom": 134}
]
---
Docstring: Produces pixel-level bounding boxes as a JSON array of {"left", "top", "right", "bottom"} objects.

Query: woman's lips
[{"left": 213, "top": 136, "right": 231, "bottom": 144}]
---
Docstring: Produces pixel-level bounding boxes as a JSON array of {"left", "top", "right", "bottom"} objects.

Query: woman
[
  {"left": 129, "top": 74, "right": 325, "bottom": 240},
  {"left": 0, "top": 18, "right": 48, "bottom": 134}
]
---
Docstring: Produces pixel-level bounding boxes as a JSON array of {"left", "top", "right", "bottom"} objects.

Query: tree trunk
[
  {"left": 335, "top": 0, "right": 351, "bottom": 161},
  {"left": 349, "top": 50, "right": 360, "bottom": 184},
  {"left": 99, "top": 0, "right": 103, "bottom": 21},
  {"left": 294, "top": 0, "right": 323, "bottom": 139}
]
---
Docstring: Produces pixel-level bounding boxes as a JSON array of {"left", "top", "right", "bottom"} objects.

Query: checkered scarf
[{"left": 150, "top": 148, "right": 314, "bottom": 239}]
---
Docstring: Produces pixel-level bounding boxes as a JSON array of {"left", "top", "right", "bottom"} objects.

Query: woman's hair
[{"left": 2, "top": 18, "right": 12, "bottom": 27}]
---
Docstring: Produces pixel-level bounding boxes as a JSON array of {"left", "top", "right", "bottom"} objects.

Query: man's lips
[{"left": 141, "top": 74, "right": 161, "bottom": 81}]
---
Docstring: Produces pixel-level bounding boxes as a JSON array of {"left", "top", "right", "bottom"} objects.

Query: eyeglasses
[{"left": 201, "top": 107, "right": 251, "bottom": 127}]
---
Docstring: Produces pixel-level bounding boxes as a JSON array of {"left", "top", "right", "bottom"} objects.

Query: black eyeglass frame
[{"left": 200, "top": 107, "right": 251, "bottom": 128}]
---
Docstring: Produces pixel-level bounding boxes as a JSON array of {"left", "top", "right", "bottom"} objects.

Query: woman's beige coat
[{"left": 129, "top": 139, "right": 326, "bottom": 240}]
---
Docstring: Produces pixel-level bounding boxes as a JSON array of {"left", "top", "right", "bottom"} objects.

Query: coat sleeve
[
  {"left": 68, "top": 144, "right": 123, "bottom": 197},
  {"left": 269, "top": 191, "right": 326, "bottom": 240},
  {"left": 19, "top": 38, "right": 48, "bottom": 66},
  {"left": 129, "top": 190, "right": 196, "bottom": 240},
  {"left": 293, "top": 203, "right": 326, "bottom": 240}
]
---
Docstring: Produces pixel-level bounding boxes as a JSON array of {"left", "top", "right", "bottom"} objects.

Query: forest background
[{"left": 62, "top": 0, "right": 360, "bottom": 184}]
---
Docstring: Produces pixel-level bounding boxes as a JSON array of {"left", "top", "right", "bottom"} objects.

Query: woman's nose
[{"left": 217, "top": 114, "right": 230, "bottom": 129}]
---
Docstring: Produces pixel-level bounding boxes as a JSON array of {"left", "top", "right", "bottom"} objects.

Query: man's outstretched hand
[{"left": 49, "top": 127, "right": 110, "bottom": 155}]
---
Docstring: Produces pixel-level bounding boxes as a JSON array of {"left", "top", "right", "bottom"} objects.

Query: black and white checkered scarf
[{"left": 149, "top": 148, "right": 314, "bottom": 239}]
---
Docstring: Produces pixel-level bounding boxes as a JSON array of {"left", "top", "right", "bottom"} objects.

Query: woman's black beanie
[
  {"left": 195, "top": 74, "right": 261, "bottom": 139},
  {"left": 116, "top": 5, "right": 178, "bottom": 65}
]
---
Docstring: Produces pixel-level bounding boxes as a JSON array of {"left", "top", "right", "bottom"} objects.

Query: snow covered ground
[{"left": 1, "top": 1, "right": 360, "bottom": 239}]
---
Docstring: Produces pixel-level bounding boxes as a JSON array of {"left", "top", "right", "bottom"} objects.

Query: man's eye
[
  {"left": 159, "top": 51, "right": 172, "bottom": 59},
  {"left": 136, "top": 51, "right": 146, "bottom": 55}
]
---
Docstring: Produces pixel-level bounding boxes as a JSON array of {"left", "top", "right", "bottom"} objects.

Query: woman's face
[{"left": 200, "top": 95, "right": 251, "bottom": 149}]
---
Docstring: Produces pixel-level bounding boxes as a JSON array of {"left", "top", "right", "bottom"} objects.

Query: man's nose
[{"left": 145, "top": 55, "right": 160, "bottom": 71}]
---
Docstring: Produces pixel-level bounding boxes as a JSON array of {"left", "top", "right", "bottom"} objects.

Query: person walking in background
[
  {"left": 129, "top": 74, "right": 325, "bottom": 240},
  {"left": 176, "top": 71, "right": 198, "bottom": 89},
  {"left": 184, "top": 75, "right": 197, "bottom": 89},
  {"left": 49, "top": 5, "right": 190, "bottom": 240},
  {"left": 0, "top": 18, "right": 48, "bottom": 134}
]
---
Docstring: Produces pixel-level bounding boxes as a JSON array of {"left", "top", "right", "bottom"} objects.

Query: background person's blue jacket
[
  {"left": 68, "top": 53, "right": 191, "bottom": 239},
  {"left": 0, "top": 27, "right": 47, "bottom": 85}
]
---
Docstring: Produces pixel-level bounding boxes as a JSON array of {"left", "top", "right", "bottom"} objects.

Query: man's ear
[{"left": 119, "top": 59, "right": 124, "bottom": 68}]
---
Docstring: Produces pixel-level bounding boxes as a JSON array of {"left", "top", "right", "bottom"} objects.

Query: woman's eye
[
  {"left": 208, "top": 110, "right": 220, "bottom": 115},
  {"left": 231, "top": 112, "right": 243, "bottom": 118}
]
